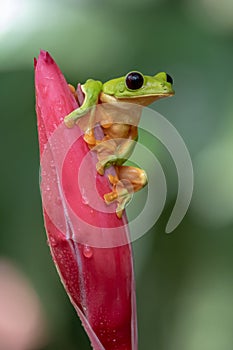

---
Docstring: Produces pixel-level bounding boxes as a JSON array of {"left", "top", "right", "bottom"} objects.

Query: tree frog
[{"left": 64, "top": 71, "right": 174, "bottom": 217}]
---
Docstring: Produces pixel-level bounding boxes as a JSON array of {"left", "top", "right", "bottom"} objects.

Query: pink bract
[{"left": 35, "top": 50, "right": 137, "bottom": 350}]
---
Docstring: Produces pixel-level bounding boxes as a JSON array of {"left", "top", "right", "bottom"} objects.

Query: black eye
[
  {"left": 166, "top": 73, "right": 173, "bottom": 85},
  {"left": 125, "top": 72, "right": 144, "bottom": 90}
]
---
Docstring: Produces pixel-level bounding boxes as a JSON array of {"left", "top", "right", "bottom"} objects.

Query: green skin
[
  {"left": 65, "top": 72, "right": 174, "bottom": 124},
  {"left": 64, "top": 71, "right": 174, "bottom": 216}
]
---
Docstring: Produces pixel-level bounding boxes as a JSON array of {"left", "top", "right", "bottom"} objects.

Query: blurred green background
[{"left": 1, "top": 0, "right": 233, "bottom": 349}]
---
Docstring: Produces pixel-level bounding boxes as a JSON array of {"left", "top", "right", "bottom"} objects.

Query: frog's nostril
[{"left": 166, "top": 74, "right": 173, "bottom": 85}]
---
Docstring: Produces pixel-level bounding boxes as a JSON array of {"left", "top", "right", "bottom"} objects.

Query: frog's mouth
[
  {"left": 115, "top": 92, "right": 175, "bottom": 106},
  {"left": 100, "top": 91, "right": 174, "bottom": 106}
]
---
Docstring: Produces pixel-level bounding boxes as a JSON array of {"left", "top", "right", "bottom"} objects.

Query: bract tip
[{"left": 39, "top": 50, "right": 54, "bottom": 64}]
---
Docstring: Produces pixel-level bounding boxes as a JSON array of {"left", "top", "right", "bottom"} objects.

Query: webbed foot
[
  {"left": 104, "top": 175, "right": 134, "bottom": 218},
  {"left": 103, "top": 166, "right": 148, "bottom": 218}
]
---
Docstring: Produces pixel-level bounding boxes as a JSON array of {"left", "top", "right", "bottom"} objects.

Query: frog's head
[{"left": 101, "top": 71, "right": 174, "bottom": 105}]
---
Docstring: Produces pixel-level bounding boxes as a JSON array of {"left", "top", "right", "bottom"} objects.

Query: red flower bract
[{"left": 35, "top": 50, "right": 137, "bottom": 350}]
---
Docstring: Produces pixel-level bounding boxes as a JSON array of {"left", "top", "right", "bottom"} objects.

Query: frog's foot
[
  {"left": 83, "top": 129, "right": 98, "bottom": 148},
  {"left": 104, "top": 165, "right": 148, "bottom": 218},
  {"left": 108, "top": 174, "right": 119, "bottom": 186},
  {"left": 104, "top": 176, "right": 133, "bottom": 219},
  {"left": 84, "top": 129, "right": 111, "bottom": 149}
]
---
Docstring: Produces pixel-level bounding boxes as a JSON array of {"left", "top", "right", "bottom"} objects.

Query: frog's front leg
[
  {"left": 64, "top": 80, "right": 102, "bottom": 128},
  {"left": 104, "top": 165, "right": 148, "bottom": 218}
]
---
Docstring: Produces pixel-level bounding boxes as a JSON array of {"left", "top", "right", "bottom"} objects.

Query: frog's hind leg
[
  {"left": 104, "top": 165, "right": 148, "bottom": 218},
  {"left": 95, "top": 137, "right": 136, "bottom": 175}
]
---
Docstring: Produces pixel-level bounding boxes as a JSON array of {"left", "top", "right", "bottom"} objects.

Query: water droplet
[
  {"left": 50, "top": 160, "right": 55, "bottom": 168},
  {"left": 83, "top": 245, "right": 93, "bottom": 258},
  {"left": 81, "top": 188, "right": 90, "bottom": 205},
  {"left": 49, "top": 236, "right": 57, "bottom": 247}
]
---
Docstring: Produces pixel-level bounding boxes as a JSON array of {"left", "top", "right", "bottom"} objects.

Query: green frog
[{"left": 64, "top": 71, "right": 174, "bottom": 217}]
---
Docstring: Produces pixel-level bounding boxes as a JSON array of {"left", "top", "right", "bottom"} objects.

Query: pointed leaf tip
[{"left": 39, "top": 50, "right": 54, "bottom": 64}]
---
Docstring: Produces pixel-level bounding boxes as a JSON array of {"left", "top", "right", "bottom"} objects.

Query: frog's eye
[
  {"left": 125, "top": 72, "right": 144, "bottom": 90},
  {"left": 166, "top": 73, "right": 173, "bottom": 85}
]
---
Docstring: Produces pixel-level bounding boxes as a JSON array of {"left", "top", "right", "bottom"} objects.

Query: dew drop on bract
[
  {"left": 81, "top": 188, "right": 90, "bottom": 205},
  {"left": 50, "top": 160, "right": 55, "bottom": 168},
  {"left": 49, "top": 236, "right": 57, "bottom": 247},
  {"left": 83, "top": 245, "right": 93, "bottom": 258}
]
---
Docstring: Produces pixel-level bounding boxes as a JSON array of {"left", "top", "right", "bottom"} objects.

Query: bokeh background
[{"left": 1, "top": 0, "right": 233, "bottom": 349}]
